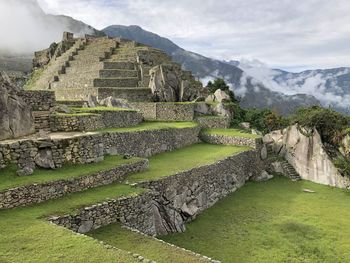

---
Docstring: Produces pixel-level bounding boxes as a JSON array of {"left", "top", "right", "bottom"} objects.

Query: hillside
[{"left": 103, "top": 25, "right": 320, "bottom": 115}]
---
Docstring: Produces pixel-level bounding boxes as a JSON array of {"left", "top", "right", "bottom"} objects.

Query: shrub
[
  {"left": 334, "top": 156, "right": 350, "bottom": 178},
  {"left": 293, "top": 106, "right": 349, "bottom": 145},
  {"left": 207, "top": 78, "right": 238, "bottom": 103}
]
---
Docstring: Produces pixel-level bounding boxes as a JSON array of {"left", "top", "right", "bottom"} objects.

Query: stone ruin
[{"left": 29, "top": 32, "right": 207, "bottom": 103}]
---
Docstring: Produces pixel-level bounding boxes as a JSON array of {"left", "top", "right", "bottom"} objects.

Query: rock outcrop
[
  {"left": 0, "top": 74, "right": 35, "bottom": 140},
  {"left": 264, "top": 124, "right": 350, "bottom": 188},
  {"left": 149, "top": 63, "right": 205, "bottom": 102}
]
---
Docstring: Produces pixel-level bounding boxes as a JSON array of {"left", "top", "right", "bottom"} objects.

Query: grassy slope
[
  {"left": 0, "top": 143, "right": 247, "bottom": 262},
  {"left": 99, "top": 121, "right": 198, "bottom": 133},
  {"left": 71, "top": 106, "right": 135, "bottom": 112},
  {"left": 0, "top": 155, "right": 141, "bottom": 191},
  {"left": 0, "top": 183, "right": 143, "bottom": 263},
  {"left": 202, "top": 128, "right": 260, "bottom": 139},
  {"left": 162, "top": 176, "right": 350, "bottom": 263},
  {"left": 89, "top": 223, "right": 208, "bottom": 263},
  {"left": 126, "top": 143, "right": 250, "bottom": 183}
]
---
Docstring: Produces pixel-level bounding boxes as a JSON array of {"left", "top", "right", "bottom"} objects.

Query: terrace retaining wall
[
  {"left": 50, "top": 150, "right": 263, "bottom": 236},
  {"left": 0, "top": 159, "right": 148, "bottom": 209},
  {"left": 200, "top": 133, "right": 262, "bottom": 149},
  {"left": 0, "top": 126, "right": 200, "bottom": 171}
]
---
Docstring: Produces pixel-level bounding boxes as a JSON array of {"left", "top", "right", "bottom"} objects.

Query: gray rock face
[
  {"left": 252, "top": 170, "right": 273, "bottom": 182},
  {"left": 99, "top": 96, "right": 131, "bottom": 109},
  {"left": 214, "top": 89, "right": 230, "bottom": 102},
  {"left": 0, "top": 74, "right": 35, "bottom": 140},
  {"left": 149, "top": 64, "right": 205, "bottom": 102},
  {"left": 264, "top": 124, "right": 350, "bottom": 188},
  {"left": 34, "top": 149, "right": 55, "bottom": 169}
]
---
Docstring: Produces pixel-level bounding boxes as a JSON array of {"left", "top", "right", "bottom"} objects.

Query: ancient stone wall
[
  {"left": 49, "top": 150, "right": 262, "bottom": 236},
  {"left": 49, "top": 191, "right": 156, "bottom": 234},
  {"left": 196, "top": 116, "right": 230, "bottom": 129},
  {"left": 130, "top": 102, "right": 195, "bottom": 121},
  {"left": 50, "top": 111, "right": 143, "bottom": 132},
  {"left": 200, "top": 133, "right": 261, "bottom": 148},
  {"left": 0, "top": 159, "right": 148, "bottom": 209},
  {"left": 19, "top": 90, "right": 56, "bottom": 111},
  {"left": 50, "top": 114, "right": 104, "bottom": 132},
  {"left": 0, "top": 126, "right": 200, "bottom": 169}
]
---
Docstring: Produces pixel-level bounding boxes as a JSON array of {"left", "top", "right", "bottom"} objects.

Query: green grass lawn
[
  {"left": 89, "top": 223, "right": 208, "bottom": 263},
  {"left": 0, "top": 182, "right": 144, "bottom": 263},
  {"left": 126, "top": 143, "right": 250, "bottom": 183},
  {"left": 0, "top": 155, "right": 142, "bottom": 191},
  {"left": 99, "top": 121, "right": 198, "bottom": 133},
  {"left": 162, "top": 176, "right": 350, "bottom": 263},
  {"left": 202, "top": 128, "right": 260, "bottom": 139}
]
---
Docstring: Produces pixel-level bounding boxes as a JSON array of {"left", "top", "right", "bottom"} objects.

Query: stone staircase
[
  {"left": 32, "top": 36, "right": 176, "bottom": 102},
  {"left": 280, "top": 160, "right": 302, "bottom": 181}
]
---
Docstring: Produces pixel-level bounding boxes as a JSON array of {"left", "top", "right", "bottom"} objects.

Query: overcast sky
[{"left": 36, "top": 0, "right": 350, "bottom": 71}]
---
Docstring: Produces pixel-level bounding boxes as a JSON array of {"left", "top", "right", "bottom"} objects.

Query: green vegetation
[
  {"left": 162, "top": 176, "right": 350, "bottom": 263},
  {"left": 202, "top": 128, "right": 261, "bottom": 139},
  {"left": 99, "top": 121, "right": 198, "bottom": 133},
  {"left": 89, "top": 223, "right": 208, "bottom": 263},
  {"left": 0, "top": 183, "right": 143, "bottom": 263},
  {"left": 0, "top": 155, "right": 141, "bottom": 191},
  {"left": 334, "top": 155, "right": 350, "bottom": 178},
  {"left": 293, "top": 106, "right": 349, "bottom": 145},
  {"left": 207, "top": 78, "right": 238, "bottom": 103},
  {"left": 24, "top": 67, "right": 45, "bottom": 90},
  {"left": 126, "top": 143, "right": 250, "bottom": 183}
]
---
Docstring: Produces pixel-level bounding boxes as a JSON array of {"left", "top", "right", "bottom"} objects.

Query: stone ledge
[
  {"left": 0, "top": 159, "right": 149, "bottom": 209},
  {"left": 200, "top": 133, "right": 261, "bottom": 148}
]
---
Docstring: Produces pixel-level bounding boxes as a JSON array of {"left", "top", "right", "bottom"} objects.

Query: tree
[
  {"left": 293, "top": 106, "right": 349, "bottom": 145},
  {"left": 207, "top": 78, "right": 238, "bottom": 103}
]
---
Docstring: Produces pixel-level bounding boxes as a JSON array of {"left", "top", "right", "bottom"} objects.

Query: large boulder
[
  {"left": 214, "top": 89, "right": 230, "bottom": 102},
  {"left": 149, "top": 63, "right": 205, "bottom": 102},
  {"left": 0, "top": 74, "right": 35, "bottom": 140},
  {"left": 99, "top": 96, "right": 131, "bottom": 108},
  {"left": 264, "top": 124, "right": 350, "bottom": 188}
]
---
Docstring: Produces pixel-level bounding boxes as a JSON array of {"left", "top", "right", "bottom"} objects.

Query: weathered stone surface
[
  {"left": 0, "top": 159, "right": 148, "bottom": 209},
  {"left": 200, "top": 133, "right": 261, "bottom": 149},
  {"left": 214, "top": 89, "right": 230, "bottom": 102},
  {"left": 99, "top": 96, "right": 131, "bottom": 108},
  {"left": 149, "top": 64, "right": 205, "bottom": 102},
  {"left": 264, "top": 124, "right": 350, "bottom": 188},
  {"left": 34, "top": 149, "right": 55, "bottom": 169},
  {"left": 211, "top": 102, "right": 233, "bottom": 118},
  {"left": 252, "top": 170, "right": 273, "bottom": 182},
  {"left": 0, "top": 74, "right": 35, "bottom": 140},
  {"left": 194, "top": 102, "right": 211, "bottom": 115},
  {"left": 50, "top": 150, "right": 263, "bottom": 236}
]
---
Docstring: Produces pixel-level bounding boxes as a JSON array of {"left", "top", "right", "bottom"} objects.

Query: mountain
[
  {"left": 103, "top": 25, "right": 320, "bottom": 115},
  {"left": 234, "top": 61, "right": 350, "bottom": 114},
  {"left": 0, "top": 0, "right": 104, "bottom": 73}
]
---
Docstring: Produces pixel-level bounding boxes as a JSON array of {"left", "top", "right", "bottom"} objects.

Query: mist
[{"left": 0, "top": 0, "right": 94, "bottom": 55}]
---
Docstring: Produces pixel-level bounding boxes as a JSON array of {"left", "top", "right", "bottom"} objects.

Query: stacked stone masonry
[
  {"left": 0, "top": 159, "right": 148, "bottom": 209},
  {"left": 130, "top": 102, "right": 195, "bottom": 121},
  {"left": 50, "top": 150, "right": 262, "bottom": 236},
  {"left": 200, "top": 133, "right": 262, "bottom": 149},
  {"left": 0, "top": 126, "right": 200, "bottom": 169},
  {"left": 50, "top": 110, "right": 143, "bottom": 132},
  {"left": 196, "top": 116, "right": 230, "bottom": 129}
]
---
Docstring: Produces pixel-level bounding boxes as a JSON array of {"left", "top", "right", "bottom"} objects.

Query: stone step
[
  {"left": 64, "top": 63, "right": 103, "bottom": 74},
  {"left": 93, "top": 78, "right": 139, "bottom": 88},
  {"left": 99, "top": 69, "right": 139, "bottom": 78},
  {"left": 103, "top": 61, "right": 135, "bottom": 70}
]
